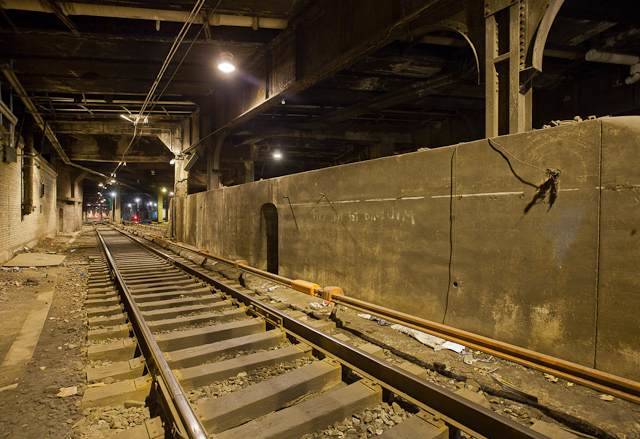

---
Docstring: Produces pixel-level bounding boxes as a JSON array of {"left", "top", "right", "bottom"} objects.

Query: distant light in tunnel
[
  {"left": 169, "top": 158, "right": 176, "bottom": 165},
  {"left": 169, "top": 192, "right": 174, "bottom": 197},
  {"left": 161, "top": 187, "right": 167, "bottom": 193},
  {"left": 110, "top": 191, "right": 117, "bottom": 198},
  {"left": 110, "top": 178, "right": 116, "bottom": 184},
  {"left": 272, "top": 150, "right": 283, "bottom": 160},
  {"left": 98, "top": 182, "right": 104, "bottom": 188},
  {"left": 134, "top": 197, "right": 141, "bottom": 203},
  {"left": 127, "top": 203, "right": 132, "bottom": 208}
]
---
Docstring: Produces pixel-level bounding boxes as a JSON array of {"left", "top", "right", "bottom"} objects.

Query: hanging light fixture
[{"left": 217, "top": 52, "right": 236, "bottom": 74}]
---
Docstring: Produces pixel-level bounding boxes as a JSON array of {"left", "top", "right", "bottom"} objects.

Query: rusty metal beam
[
  {"left": 185, "top": 0, "right": 445, "bottom": 154},
  {"left": 45, "top": 0, "right": 80, "bottom": 36},
  {"left": 313, "top": 72, "right": 461, "bottom": 125},
  {"left": 0, "top": 65, "right": 148, "bottom": 186}
]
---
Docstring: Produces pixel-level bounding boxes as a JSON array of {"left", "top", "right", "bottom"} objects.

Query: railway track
[{"left": 84, "top": 225, "right": 549, "bottom": 439}]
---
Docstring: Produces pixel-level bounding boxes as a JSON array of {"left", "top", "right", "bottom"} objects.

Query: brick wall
[{"left": 0, "top": 144, "right": 58, "bottom": 263}]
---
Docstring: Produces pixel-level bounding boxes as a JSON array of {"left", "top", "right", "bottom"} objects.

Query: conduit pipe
[
  {"left": 0, "top": 0, "right": 288, "bottom": 30},
  {"left": 585, "top": 49, "right": 640, "bottom": 85}
]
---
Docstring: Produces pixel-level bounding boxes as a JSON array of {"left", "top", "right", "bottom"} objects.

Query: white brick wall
[{"left": 0, "top": 144, "right": 58, "bottom": 263}]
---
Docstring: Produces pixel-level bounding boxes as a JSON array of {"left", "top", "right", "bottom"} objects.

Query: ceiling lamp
[
  {"left": 217, "top": 52, "right": 236, "bottom": 74},
  {"left": 272, "top": 150, "right": 283, "bottom": 160}
]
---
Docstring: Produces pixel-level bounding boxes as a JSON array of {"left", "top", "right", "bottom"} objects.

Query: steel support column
[{"left": 485, "top": 0, "right": 554, "bottom": 136}]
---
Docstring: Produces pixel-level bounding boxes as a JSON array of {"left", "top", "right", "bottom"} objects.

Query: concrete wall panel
[
  {"left": 174, "top": 117, "right": 640, "bottom": 379},
  {"left": 446, "top": 124, "right": 600, "bottom": 366},
  {"left": 597, "top": 117, "right": 640, "bottom": 379}
]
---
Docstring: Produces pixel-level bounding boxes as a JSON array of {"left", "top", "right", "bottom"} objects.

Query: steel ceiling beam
[{"left": 1, "top": 0, "right": 288, "bottom": 30}]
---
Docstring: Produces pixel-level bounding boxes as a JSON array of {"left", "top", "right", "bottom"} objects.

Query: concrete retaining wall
[{"left": 174, "top": 117, "right": 640, "bottom": 380}]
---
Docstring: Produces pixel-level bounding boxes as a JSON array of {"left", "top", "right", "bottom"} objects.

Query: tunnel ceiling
[{"left": 1, "top": 0, "right": 640, "bottom": 186}]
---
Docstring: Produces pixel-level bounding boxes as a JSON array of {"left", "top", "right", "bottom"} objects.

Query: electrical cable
[
  {"left": 111, "top": 0, "right": 205, "bottom": 178},
  {"left": 146, "top": 0, "right": 223, "bottom": 116}
]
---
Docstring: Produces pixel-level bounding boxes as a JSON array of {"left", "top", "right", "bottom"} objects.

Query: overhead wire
[
  {"left": 146, "top": 0, "right": 223, "bottom": 117},
  {"left": 111, "top": 0, "right": 206, "bottom": 178}
]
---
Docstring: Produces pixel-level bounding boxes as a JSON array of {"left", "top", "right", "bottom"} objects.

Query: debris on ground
[
  {"left": 544, "top": 373, "right": 559, "bottom": 383},
  {"left": 57, "top": 386, "right": 78, "bottom": 398},
  {"left": 357, "top": 313, "right": 391, "bottom": 326},
  {"left": 389, "top": 323, "right": 465, "bottom": 353}
]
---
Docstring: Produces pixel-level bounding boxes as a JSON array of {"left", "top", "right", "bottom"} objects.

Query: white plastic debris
[
  {"left": 389, "top": 323, "right": 466, "bottom": 353},
  {"left": 463, "top": 353, "right": 477, "bottom": 365},
  {"left": 391, "top": 324, "right": 445, "bottom": 348},
  {"left": 309, "top": 301, "right": 330, "bottom": 310},
  {"left": 440, "top": 341, "right": 466, "bottom": 353},
  {"left": 357, "top": 313, "right": 391, "bottom": 326},
  {"left": 56, "top": 386, "right": 78, "bottom": 397}
]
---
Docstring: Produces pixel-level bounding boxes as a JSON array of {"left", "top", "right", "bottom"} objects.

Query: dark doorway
[
  {"left": 58, "top": 208, "right": 64, "bottom": 232},
  {"left": 261, "top": 203, "right": 279, "bottom": 274}
]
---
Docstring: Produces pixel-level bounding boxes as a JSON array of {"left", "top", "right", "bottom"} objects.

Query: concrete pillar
[
  {"left": 157, "top": 190, "right": 164, "bottom": 222},
  {"left": 174, "top": 120, "right": 190, "bottom": 197},
  {"left": 206, "top": 135, "right": 225, "bottom": 190},
  {"left": 174, "top": 157, "right": 189, "bottom": 198},
  {"left": 113, "top": 193, "right": 122, "bottom": 223},
  {"left": 244, "top": 144, "right": 257, "bottom": 183}
]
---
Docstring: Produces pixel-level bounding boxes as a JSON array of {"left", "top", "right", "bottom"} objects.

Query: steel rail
[
  {"left": 128, "top": 226, "right": 640, "bottom": 404},
  {"left": 333, "top": 295, "right": 640, "bottom": 404},
  {"left": 113, "top": 226, "right": 546, "bottom": 439},
  {"left": 96, "top": 229, "right": 208, "bottom": 439}
]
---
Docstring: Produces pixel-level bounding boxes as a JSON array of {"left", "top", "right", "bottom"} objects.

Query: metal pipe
[
  {"left": 333, "top": 295, "right": 640, "bottom": 404},
  {"left": 1, "top": 0, "right": 288, "bottom": 29},
  {"left": 0, "top": 64, "right": 111, "bottom": 179},
  {"left": 585, "top": 49, "right": 639, "bottom": 66},
  {"left": 96, "top": 229, "right": 208, "bottom": 439},
  {"left": 585, "top": 49, "right": 640, "bottom": 86}
]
